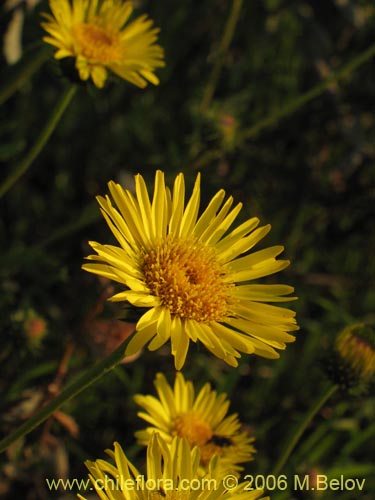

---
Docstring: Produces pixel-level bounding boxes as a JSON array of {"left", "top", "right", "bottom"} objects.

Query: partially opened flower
[
  {"left": 82, "top": 170, "right": 298, "bottom": 369},
  {"left": 77, "top": 433, "right": 268, "bottom": 500},
  {"left": 134, "top": 372, "right": 256, "bottom": 474},
  {"left": 41, "top": 0, "right": 165, "bottom": 88}
]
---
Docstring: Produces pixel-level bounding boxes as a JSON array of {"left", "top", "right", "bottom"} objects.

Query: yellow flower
[
  {"left": 134, "top": 372, "right": 256, "bottom": 474},
  {"left": 82, "top": 170, "right": 298, "bottom": 369},
  {"left": 77, "top": 433, "right": 268, "bottom": 500},
  {"left": 41, "top": 0, "right": 165, "bottom": 88}
]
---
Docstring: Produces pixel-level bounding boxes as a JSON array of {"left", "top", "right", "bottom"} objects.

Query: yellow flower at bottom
[
  {"left": 82, "top": 170, "right": 299, "bottom": 369},
  {"left": 77, "top": 433, "right": 268, "bottom": 500},
  {"left": 134, "top": 373, "right": 255, "bottom": 474},
  {"left": 41, "top": 0, "right": 165, "bottom": 88}
]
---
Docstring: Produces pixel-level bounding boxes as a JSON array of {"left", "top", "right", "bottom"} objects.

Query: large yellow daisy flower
[
  {"left": 41, "top": 0, "right": 165, "bottom": 88},
  {"left": 82, "top": 170, "right": 298, "bottom": 369},
  {"left": 134, "top": 372, "right": 256, "bottom": 474},
  {"left": 77, "top": 433, "right": 268, "bottom": 500}
]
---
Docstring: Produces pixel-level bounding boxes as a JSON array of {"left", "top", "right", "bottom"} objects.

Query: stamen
[
  {"left": 73, "top": 23, "right": 121, "bottom": 62},
  {"left": 142, "top": 238, "right": 231, "bottom": 321},
  {"left": 172, "top": 413, "right": 231, "bottom": 465},
  {"left": 173, "top": 413, "right": 213, "bottom": 446}
]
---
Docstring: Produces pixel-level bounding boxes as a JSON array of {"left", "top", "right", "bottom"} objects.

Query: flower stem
[
  {"left": 200, "top": 0, "right": 243, "bottom": 113},
  {"left": 272, "top": 383, "right": 339, "bottom": 476},
  {"left": 0, "top": 334, "right": 133, "bottom": 453},
  {"left": 190, "top": 44, "right": 375, "bottom": 169},
  {"left": 0, "top": 47, "right": 49, "bottom": 106},
  {"left": 0, "top": 84, "right": 77, "bottom": 199},
  {"left": 240, "top": 44, "right": 375, "bottom": 141}
]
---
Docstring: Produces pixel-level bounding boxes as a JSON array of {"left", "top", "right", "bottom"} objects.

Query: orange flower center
[
  {"left": 173, "top": 412, "right": 213, "bottom": 446},
  {"left": 142, "top": 238, "right": 231, "bottom": 322},
  {"left": 73, "top": 23, "right": 121, "bottom": 63},
  {"left": 172, "top": 412, "right": 231, "bottom": 465}
]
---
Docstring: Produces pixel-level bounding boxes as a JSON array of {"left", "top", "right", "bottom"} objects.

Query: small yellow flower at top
[{"left": 41, "top": 0, "right": 165, "bottom": 88}]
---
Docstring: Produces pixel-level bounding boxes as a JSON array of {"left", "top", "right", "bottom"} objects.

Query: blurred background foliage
[{"left": 0, "top": 0, "right": 374, "bottom": 499}]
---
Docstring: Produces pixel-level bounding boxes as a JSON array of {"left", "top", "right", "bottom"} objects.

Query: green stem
[
  {"left": 35, "top": 202, "right": 101, "bottom": 250},
  {"left": 0, "top": 334, "right": 133, "bottom": 453},
  {"left": 0, "top": 84, "right": 77, "bottom": 199},
  {"left": 240, "top": 44, "right": 375, "bottom": 141},
  {"left": 0, "top": 48, "right": 50, "bottom": 106},
  {"left": 272, "top": 383, "right": 338, "bottom": 476},
  {"left": 200, "top": 0, "right": 243, "bottom": 113}
]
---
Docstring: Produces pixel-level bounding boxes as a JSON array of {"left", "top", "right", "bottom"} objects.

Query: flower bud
[
  {"left": 323, "top": 323, "right": 375, "bottom": 393},
  {"left": 24, "top": 311, "right": 47, "bottom": 348}
]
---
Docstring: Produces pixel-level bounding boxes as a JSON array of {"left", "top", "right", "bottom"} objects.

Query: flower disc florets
[{"left": 142, "top": 237, "right": 232, "bottom": 322}]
